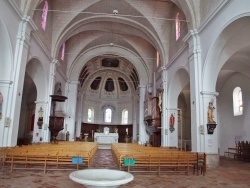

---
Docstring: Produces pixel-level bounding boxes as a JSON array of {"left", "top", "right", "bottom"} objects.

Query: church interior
[{"left": 1, "top": 0, "right": 250, "bottom": 186}]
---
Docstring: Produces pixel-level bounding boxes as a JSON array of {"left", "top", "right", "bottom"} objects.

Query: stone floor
[{"left": 1, "top": 149, "right": 250, "bottom": 188}]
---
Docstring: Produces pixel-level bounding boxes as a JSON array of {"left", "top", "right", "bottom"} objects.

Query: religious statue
[
  {"left": 157, "top": 89, "right": 163, "bottom": 112},
  {"left": 207, "top": 99, "right": 216, "bottom": 123},
  {"left": 38, "top": 107, "right": 44, "bottom": 121},
  {"left": 37, "top": 107, "right": 44, "bottom": 129},
  {"left": 169, "top": 113, "right": 175, "bottom": 133}
]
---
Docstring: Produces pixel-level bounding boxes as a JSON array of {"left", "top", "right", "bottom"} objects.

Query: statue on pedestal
[{"left": 207, "top": 99, "right": 217, "bottom": 134}]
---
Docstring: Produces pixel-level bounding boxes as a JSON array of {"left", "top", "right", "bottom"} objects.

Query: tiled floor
[{"left": 1, "top": 149, "right": 250, "bottom": 188}]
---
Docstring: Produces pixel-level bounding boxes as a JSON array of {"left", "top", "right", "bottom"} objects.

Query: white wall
[{"left": 218, "top": 73, "right": 250, "bottom": 156}]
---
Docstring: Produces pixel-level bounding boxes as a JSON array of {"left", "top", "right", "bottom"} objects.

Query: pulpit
[
  {"left": 49, "top": 116, "right": 64, "bottom": 142},
  {"left": 144, "top": 92, "right": 162, "bottom": 147},
  {"left": 49, "top": 94, "right": 67, "bottom": 143}
]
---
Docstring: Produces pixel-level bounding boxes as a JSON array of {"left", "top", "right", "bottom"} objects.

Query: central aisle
[{"left": 91, "top": 149, "right": 118, "bottom": 169}]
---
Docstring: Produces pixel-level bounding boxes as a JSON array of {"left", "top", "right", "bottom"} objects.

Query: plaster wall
[
  {"left": 32, "top": 0, "right": 53, "bottom": 53},
  {"left": 0, "top": 1, "right": 20, "bottom": 51},
  {"left": 82, "top": 98, "right": 133, "bottom": 125},
  {"left": 13, "top": 0, "right": 21, "bottom": 10},
  {"left": 18, "top": 74, "right": 36, "bottom": 140},
  {"left": 199, "top": 0, "right": 250, "bottom": 89},
  {"left": 0, "top": 1, "right": 21, "bottom": 81},
  {"left": 28, "top": 37, "right": 53, "bottom": 100},
  {"left": 168, "top": 7, "right": 188, "bottom": 61},
  {"left": 200, "top": 0, "right": 224, "bottom": 23},
  {"left": 218, "top": 73, "right": 250, "bottom": 156}
]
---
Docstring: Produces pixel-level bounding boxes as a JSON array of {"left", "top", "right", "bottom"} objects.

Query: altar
[{"left": 94, "top": 132, "right": 119, "bottom": 144}]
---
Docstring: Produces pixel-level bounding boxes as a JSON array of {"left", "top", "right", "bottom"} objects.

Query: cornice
[{"left": 200, "top": 91, "right": 219, "bottom": 97}]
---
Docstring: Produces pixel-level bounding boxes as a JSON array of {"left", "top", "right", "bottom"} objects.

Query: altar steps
[{"left": 98, "top": 143, "right": 112, "bottom": 149}]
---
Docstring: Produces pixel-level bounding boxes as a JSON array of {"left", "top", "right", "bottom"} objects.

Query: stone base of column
[{"left": 206, "top": 154, "right": 219, "bottom": 168}]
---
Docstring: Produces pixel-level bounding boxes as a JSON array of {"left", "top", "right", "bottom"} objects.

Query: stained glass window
[
  {"left": 175, "top": 12, "right": 181, "bottom": 41},
  {"left": 61, "top": 43, "right": 65, "bottom": 61},
  {"left": 41, "top": 1, "right": 48, "bottom": 31},
  {"left": 156, "top": 51, "right": 160, "bottom": 67}
]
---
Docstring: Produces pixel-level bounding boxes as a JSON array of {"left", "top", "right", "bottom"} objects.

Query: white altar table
[{"left": 94, "top": 133, "right": 119, "bottom": 144}]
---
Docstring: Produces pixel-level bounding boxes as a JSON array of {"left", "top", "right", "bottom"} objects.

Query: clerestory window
[
  {"left": 41, "top": 1, "right": 48, "bottom": 31},
  {"left": 175, "top": 12, "right": 181, "bottom": 41},
  {"left": 233, "top": 87, "right": 243, "bottom": 116}
]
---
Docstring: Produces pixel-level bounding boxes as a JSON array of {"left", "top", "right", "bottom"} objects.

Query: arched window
[
  {"left": 122, "top": 109, "right": 128, "bottom": 124},
  {"left": 61, "top": 43, "right": 65, "bottom": 61},
  {"left": 41, "top": 1, "right": 48, "bottom": 31},
  {"left": 175, "top": 12, "right": 181, "bottom": 41},
  {"left": 105, "top": 108, "right": 112, "bottom": 123},
  {"left": 105, "top": 78, "right": 114, "bottom": 92},
  {"left": 156, "top": 51, "right": 160, "bottom": 67},
  {"left": 87, "top": 108, "right": 94, "bottom": 122},
  {"left": 233, "top": 87, "right": 243, "bottom": 116}
]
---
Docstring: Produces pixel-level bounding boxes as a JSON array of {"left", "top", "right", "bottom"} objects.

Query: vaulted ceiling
[{"left": 27, "top": 0, "right": 189, "bottom": 91}]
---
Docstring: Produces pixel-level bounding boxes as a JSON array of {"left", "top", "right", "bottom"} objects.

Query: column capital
[
  {"left": 200, "top": 91, "right": 219, "bottom": 97},
  {"left": 52, "top": 59, "right": 58, "bottom": 65},
  {"left": 35, "top": 101, "right": 48, "bottom": 105},
  {"left": 67, "top": 80, "right": 79, "bottom": 85},
  {"left": 138, "top": 84, "right": 146, "bottom": 88},
  {"left": 183, "top": 29, "right": 199, "bottom": 43},
  {"left": 52, "top": 59, "right": 61, "bottom": 67},
  {"left": 0, "top": 80, "right": 13, "bottom": 86},
  {"left": 158, "top": 66, "right": 167, "bottom": 73},
  {"left": 22, "top": 15, "right": 37, "bottom": 31}
]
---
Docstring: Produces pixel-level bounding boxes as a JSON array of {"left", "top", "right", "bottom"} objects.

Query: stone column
[
  {"left": 75, "top": 93, "right": 84, "bottom": 138},
  {"left": 201, "top": 91, "right": 219, "bottom": 167},
  {"left": 132, "top": 92, "right": 138, "bottom": 142},
  {"left": 183, "top": 30, "right": 203, "bottom": 152},
  {"left": 43, "top": 59, "right": 58, "bottom": 142},
  {"left": 138, "top": 85, "right": 147, "bottom": 144},
  {"left": 65, "top": 80, "right": 79, "bottom": 141},
  {"left": 159, "top": 67, "right": 169, "bottom": 147},
  {"left": 6, "top": 16, "right": 37, "bottom": 146}
]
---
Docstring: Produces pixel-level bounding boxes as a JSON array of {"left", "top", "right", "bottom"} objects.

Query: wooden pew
[
  {"left": 2, "top": 142, "right": 98, "bottom": 174},
  {"left": 111, "top": 143, "right": 206, "bottom": 176}
]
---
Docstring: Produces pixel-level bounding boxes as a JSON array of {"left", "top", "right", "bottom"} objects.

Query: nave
[{"left": 1, "top": 149, "right": 250, "bottom": 188}]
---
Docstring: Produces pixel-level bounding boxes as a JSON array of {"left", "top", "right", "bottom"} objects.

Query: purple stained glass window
[{"left": 41, "top": 1, "right": 48, "bottom": 31}]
